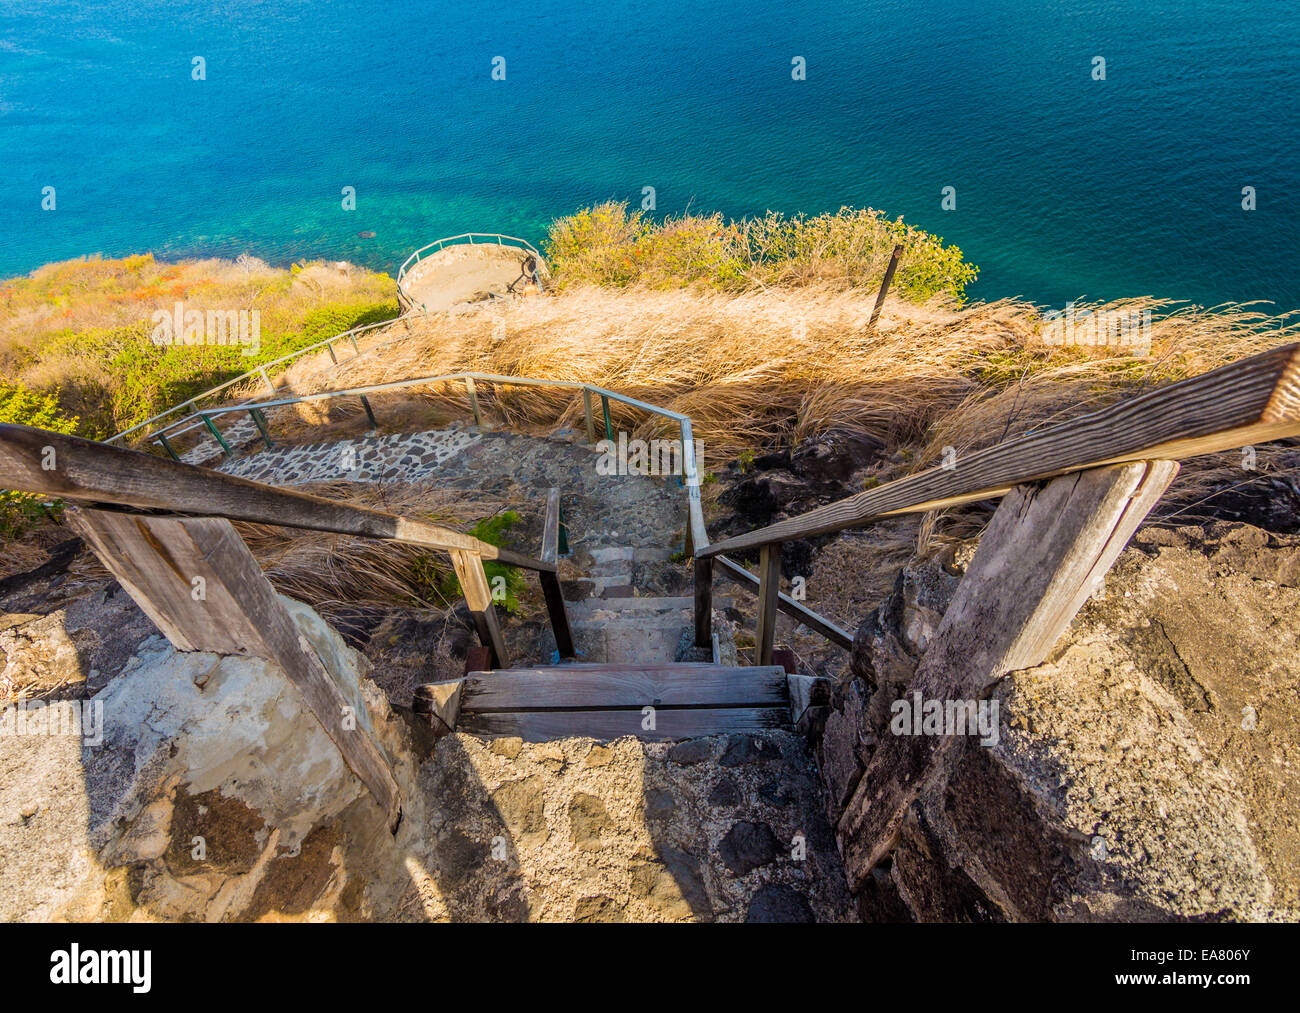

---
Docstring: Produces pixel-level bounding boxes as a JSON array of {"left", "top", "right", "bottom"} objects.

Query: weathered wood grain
[
  {"left": 701, "top": 343, "right": 1300, "bottom": 558},
  {"left": 457, "top": 706, "right": 789, "bottom": 742},
  {"left": 836, "top": 461, "right": 1178, "bottom": 888},
  {"left": 68, "top": 509, "right": 404, "bottom": 831},
  {"left": 459, "top": 664, "right": 789, "bottom": 711},
  {"left": 450, "top": 548, "right": 509, "bottom": 669},
  {"left": 0, "top": 424, "right": 551, "bottom": 571},
  {"left": 754, "top": 543, "right": 782, "bottom": 667}
]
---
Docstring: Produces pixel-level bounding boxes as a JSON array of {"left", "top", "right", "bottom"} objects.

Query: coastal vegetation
[
  {"left": 544, "top": 202, "right": 977, "bottom": 301},
  {"left": 0, "top": 252, "right": 397, "bottom": 440},
  {"left": 2, "top": 204, "right": 1297, "bottom": 573}
]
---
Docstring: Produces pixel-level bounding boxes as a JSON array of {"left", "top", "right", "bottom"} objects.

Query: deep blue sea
[{"left": 2, "top": 0, "right": 1298, "bottom": 310}]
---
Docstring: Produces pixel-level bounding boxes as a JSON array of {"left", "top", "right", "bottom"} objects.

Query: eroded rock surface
[{"left": 819, "top": 521, "right": 1300, "bottom": 922}]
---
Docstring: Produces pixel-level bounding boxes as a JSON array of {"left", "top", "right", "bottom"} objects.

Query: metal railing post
[
  {"left": 582, "top": 388, "right": 595, "bottom": 444},
  {"left": 157, "top": 433, "right": 180, "bottom": 461},
  {"left": 201, "top": 415, "right": 233, "bottom": 458},
  {"left": 249, "top": 408, "right": 274, "bottom": 449},
  {"left": 466, "top": 377, "right": 483, "bottom": 426},
  {"left": 601, "top": 395, "right": 614, "bottom": 444},
  {"left": 359, "top": 394, "right": 378, "bottom": 431}
]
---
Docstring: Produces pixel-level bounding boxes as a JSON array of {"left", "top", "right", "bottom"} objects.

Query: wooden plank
[
  {"left": 540, "top": 571, "right": 576, "bottom": 660},
  {"left": 450, "top": 548, "right": 509, "bottom": 669},
  {"left": 715, "top": 554, "right": 853, "bottom": 650},
  {"left": 69, "top": 509, "right": 403, "bottom": 831},
  {"left": 541, "top": 488, "right": 561, "bottom": 565},
  {"left": 0, "top": 424, "right": 552, "bottom": 572},
  {"left": 460, "top": 665, "right": 789, "bottom": 711},
  {"left": 457, "top": 706, "right": 790, "bottom": 742},
  {"left": 486, "top": 662, "right": 722, "bottom": 672},
  {"left": 693, "top": 555, "right": 713, "bottom": 649},
  {"left": 700, "top": 343, "right": 1300, "bottom": 558},
  {"left": 65, "top": 509, "right": 247, "bottom": 655},
  {"left": 413, "top": 679, "right": 463, "bottom": 735},
  {"left": 836, "top": 461, "right": 1178, "bottom": 889},
  {"left": 754, "top": 542, "right": 782, "bottom": 666}
]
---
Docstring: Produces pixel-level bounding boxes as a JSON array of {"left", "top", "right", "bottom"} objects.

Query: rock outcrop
[
  {"left": 0, "top": 597, "right": 427, "bottom": 921},
  {"left": 818, "top": 521, "right": 1300, "bottom": 922},
  {"left": 0, "top": 586, "right": 855, "bottom": 922}
]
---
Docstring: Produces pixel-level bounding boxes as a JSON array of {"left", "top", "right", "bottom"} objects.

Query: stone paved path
[{"left": 219, "top": 425, "right": 706, "bottom": 664}]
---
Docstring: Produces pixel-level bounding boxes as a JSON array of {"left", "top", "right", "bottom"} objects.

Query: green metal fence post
[
  {"left": 201, "top": 415, "right": 233, "bottom": 457},
  {"left": 466, "top": 377, "right": 483, "bottom": 426},
  {"left": 157, "top": 434, "right": 180, "bottom": 461},
  {"left": 249, "top": 408, "right": 274, "bottom": 449},
  {"left": 601, "top": 395, "right": 614, "bottom": 444}
]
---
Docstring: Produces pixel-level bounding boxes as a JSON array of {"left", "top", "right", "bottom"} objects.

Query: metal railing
[
  {"left": 145, "top": 370, "right": 856, "bottom": 658},
  {"left": 148, "top": 342, "right": 1300, "bottom": 670},
  {"left": 105, "top": 315, "right": 408, "bottom": 448},
  {"left": 396, "top": 233, "right": 545, "bottom": 312}
]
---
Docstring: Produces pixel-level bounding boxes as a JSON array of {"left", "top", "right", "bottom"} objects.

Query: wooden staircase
[{"left": 416, "top": 662, "right": 813, "bottom": 742}]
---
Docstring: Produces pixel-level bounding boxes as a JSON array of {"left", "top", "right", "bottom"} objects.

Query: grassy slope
[
  {"left": 2, "top": 206, "right": 1297, "bottom": 616},
  {"left": 0, "top": 253, "right": 398, "bottom": 439}
]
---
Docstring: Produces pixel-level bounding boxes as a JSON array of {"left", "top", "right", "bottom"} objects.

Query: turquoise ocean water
[{"left": 2, "top": 0, "right": 1298, "bottom": 310}]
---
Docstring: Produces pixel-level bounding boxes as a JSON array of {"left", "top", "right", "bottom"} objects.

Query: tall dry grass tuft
[
  {"left": 254, "top": 284, "right": 1300, "bottom": 557},
  {"left": 274, "top": 286, "right": 1295, "bottom": 468}
]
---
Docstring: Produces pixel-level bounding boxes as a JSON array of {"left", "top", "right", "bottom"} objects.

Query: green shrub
[
  {"left": 433, "top": 510, "right": 527, "bottom": 614},
  {"left": 0, "top": 383, "right": 80, "bottom": 539},
  {"left": 545, "top": 202, "right": 978, "bottom": 301}
]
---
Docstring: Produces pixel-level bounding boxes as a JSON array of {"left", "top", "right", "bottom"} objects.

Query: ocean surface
[{"left": 2, "top": 0, "right": 1298, "bottom": 311}]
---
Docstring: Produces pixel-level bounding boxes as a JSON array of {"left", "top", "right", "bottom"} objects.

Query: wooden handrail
[
  {"left": 0, "top": 425, "right": 553, "bottom": 573},
  {"left": 98, "top": 362, "right": 875, "bottom": 659},
  {"left": 699, "top": 343, "right": 1300, "bottom": 559}
]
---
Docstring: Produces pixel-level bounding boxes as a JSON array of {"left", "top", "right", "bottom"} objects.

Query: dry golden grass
[
  {"left": 239, "top": 284, "right": 1300, "bottom": 608},
  {"left": 13, "top": 281, "right": 1294, "bottom": 651},
  {"left": 270, "top": 285, "right": 1299, "bottom": 477}
]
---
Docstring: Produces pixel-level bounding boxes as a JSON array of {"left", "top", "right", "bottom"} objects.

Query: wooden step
[
  {"left": 434, "top": 663, "right": 793, "bottom": 742},
  {"left": 459, "top": 707, "right": 788, "bottom": 741}
]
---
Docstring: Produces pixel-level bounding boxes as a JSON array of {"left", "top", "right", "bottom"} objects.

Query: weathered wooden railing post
[
  {"left": 449, "top": 547, "right": 509, "bottom": 669},
  {"left": 540, "top": 487, "right": 575, "bottom": 660},
  {"left": 754, "top": 542, "right": 783, "bottom": 666},
  {"left": 867, "top": 244, "right": 904, "bottom": 332},
  {"left": 64, "top": 507, "right": 404, "bottom": 832},
  {"left": 836, "top": 460, "right": 1179, "bottom": 887}
]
